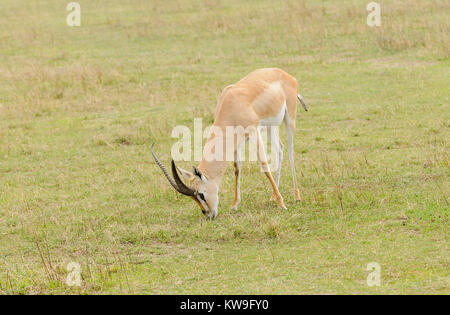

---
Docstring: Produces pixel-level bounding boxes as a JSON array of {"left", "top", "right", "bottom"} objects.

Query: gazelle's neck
[
  {"left": 197, "top": 159, "right": 228, "bottom": 184},
  {"left": 197, "top": 125, "right": 229, "bottom": 185}
]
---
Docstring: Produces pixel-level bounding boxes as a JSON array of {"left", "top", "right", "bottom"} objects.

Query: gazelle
[{"left": 152, "top": 68, "right": 308, "bottom": 219}]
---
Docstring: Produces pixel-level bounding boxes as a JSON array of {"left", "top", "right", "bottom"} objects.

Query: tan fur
[{"left": 191, "top": 68, "right": 301, "bottom": 214}]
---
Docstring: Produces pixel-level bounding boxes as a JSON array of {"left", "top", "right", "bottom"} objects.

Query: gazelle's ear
[
  {"left": 176, "top": 166, "right": 194, "bottom": 180},
  {"left": 193, "top": 166, "right": 206, "bottom": 183}
]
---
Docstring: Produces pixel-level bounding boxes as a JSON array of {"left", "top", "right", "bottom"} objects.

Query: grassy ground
[{"left": 0, "top": 0, "right": 448, "bottom": 294}]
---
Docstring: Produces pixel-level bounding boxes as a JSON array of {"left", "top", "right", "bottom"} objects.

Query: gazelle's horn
[
  {"left": 151, "top": 143, "right": 195, "bottom": 196},
  {"left": 171, "top": 160, "right": 196, "bottom": 197}
]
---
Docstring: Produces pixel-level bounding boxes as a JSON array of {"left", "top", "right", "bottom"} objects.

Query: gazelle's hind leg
[
  {"left": 256, "top": 128, "right": 286, "bottom": 209},
  {"left": 230, "top": 145, "right": 242, "bottom": 210},
  {"left": 285, "top": 115, "right": 301, "bottom": 201}
]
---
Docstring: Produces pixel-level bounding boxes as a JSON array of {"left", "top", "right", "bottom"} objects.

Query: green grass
[{"left": 0, "top": 0, "right": 448, "bottom": 294}]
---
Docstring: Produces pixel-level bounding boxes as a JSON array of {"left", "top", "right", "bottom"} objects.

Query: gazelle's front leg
[
  {"left": 256, "top": 129, "right": 287, "bottom": 210},
  {"left": 267, "top": 127, "right": 284, "bottom": 201},
  {"left": 230, "top": 147, "right": 242, "bottom": 210}
]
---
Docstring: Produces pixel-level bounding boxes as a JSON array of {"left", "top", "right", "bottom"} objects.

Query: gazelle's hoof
[
  {"left": 294, "top": 189, "right": 301, "bottom": 201},
  {"left": 230, "top": 202, "right": 240, "bottom": 211},
  {"left": 275, "top": 196, "right": 287, "bottom": 210}
]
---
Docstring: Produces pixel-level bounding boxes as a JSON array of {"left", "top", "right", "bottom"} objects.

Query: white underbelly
[{"left": 258, "top": 101, "right": 286, "bottom": 127}]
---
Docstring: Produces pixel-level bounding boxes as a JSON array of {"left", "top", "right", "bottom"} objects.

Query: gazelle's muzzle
[
  {"left": 192, "top": 196, "right": 217, "bottom": 220},
  {"left": 207, "top": 209, "right": 218, "bottom": 220}
]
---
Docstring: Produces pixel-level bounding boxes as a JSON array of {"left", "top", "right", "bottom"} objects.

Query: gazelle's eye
[{"left": 198, "top": 193, "right": 205, "bottom": 201}]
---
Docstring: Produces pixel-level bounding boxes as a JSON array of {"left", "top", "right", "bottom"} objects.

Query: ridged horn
[
  {"left": 151, "top": 143, "right": 196, "bottom": 197},
  {"left": 171, "top": 160, "right": 196, "bottom": 197}
]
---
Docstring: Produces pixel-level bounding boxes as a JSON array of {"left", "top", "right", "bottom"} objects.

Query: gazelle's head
[{"left": 152, "top": 144, "right": 219, "bottom": 219}]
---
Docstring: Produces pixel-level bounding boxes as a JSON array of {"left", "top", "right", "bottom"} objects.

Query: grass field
[{"left": 0, "top": 0, "right": 448, "bottom": 294}]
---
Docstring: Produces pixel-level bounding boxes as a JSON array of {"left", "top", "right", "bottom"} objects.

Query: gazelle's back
[{"left": 214, "top": 68, "right": 298, "bottom": 127}]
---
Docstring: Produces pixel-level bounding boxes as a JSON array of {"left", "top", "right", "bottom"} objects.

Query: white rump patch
[{"left": 259, "top": 100, "right": 286, "bottom": 127}]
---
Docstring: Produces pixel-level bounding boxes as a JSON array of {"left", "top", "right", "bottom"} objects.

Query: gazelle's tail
[{"left": 297, "top": 93, "right": 308, "bottom": 111}]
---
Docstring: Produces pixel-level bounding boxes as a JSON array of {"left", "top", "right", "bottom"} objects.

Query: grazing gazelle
[{"left": 152, "top": 68, "right": 308, "bottom": 219}]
